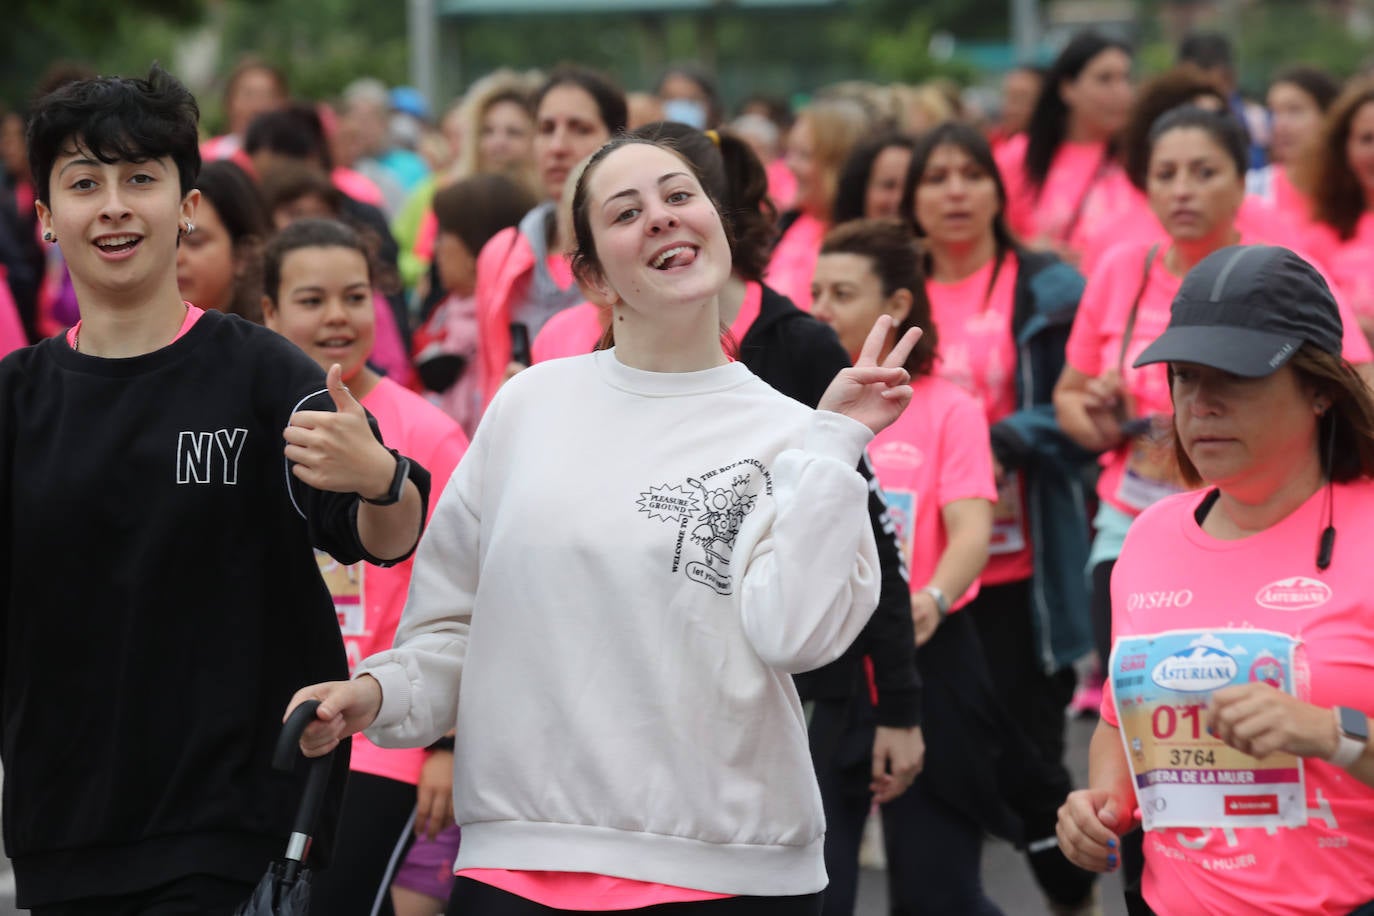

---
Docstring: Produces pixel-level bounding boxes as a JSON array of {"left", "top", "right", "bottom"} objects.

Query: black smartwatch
[{"left": 361, "top": 452, "right": 411, "bottom": 506}]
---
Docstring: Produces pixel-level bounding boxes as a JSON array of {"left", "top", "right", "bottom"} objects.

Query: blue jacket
[{"left": 990, "top": 249, "right": 1095, "bottom": 673}]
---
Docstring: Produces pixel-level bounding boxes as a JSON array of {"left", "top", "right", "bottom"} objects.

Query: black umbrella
[{"left": 236, "top": 698, "right": 332, "bottom": 915}]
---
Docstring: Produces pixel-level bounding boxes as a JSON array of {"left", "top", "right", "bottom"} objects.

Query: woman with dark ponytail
[{"left": 995, "top": 30, "right": 1136, "bottom": 264}]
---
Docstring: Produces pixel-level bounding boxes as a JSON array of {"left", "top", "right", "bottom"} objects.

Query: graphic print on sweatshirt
[
  {"left": 175, "top": 428, "right": 248, "bottom": 484},
  {"left": 638, "top": 458, "right": 772, "bottom": 595}
]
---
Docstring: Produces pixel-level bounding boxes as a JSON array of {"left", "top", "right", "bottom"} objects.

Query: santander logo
[{"left": 1255, "top": 576, "right": 1332, "bottom": 611}]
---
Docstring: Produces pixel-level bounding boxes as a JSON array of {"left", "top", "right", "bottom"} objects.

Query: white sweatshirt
[{"left": 359, "top": 350, "right": 881, "bottom": 896}]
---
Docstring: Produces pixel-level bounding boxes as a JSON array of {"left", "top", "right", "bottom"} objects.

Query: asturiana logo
[
  {"left": 1152, "top": 646, "right": 1238, "bottom": 692},
  {"left": 873, "top": 440, "right": 924, "bottom": 471},
  {"left": 1255, "top": 576, "right": 1331, "bottom": 611}
]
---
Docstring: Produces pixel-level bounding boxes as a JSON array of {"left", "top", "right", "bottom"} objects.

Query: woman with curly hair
[{"left": 1297, "top": 78, "right": 1374, "bottom": 346}]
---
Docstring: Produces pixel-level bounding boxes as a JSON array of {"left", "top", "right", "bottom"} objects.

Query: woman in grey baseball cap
[{"left": 1057, "top": 244, "right": 1374, "bottom": 916}]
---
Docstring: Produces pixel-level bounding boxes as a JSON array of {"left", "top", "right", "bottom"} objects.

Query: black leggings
[
  {"left": 309, "top": 770, "right": 418, "bottom": 916},
  {"left": 810, "top": 694, "right": 999, "bottom": 916},
  {"left": 966, "top": 579, "right": 1096, "bottom": 909},
  {"left": 879, "top": 778, "right": 1001, "bottom": 916},
  {"left": 30, "top": 874, "right": 255, "bottom": 916},
  {"left": 448, "top": 877, "right": 823, "bottom": 914}
]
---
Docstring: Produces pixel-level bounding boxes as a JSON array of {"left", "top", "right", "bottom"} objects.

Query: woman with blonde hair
[
  {"left": 395, "top": 70, "right": 541, "bottom": 290},
  {"left": 449, "top": 69, "right": 542, "bottom": 193},
  {"left": 767, "top": 97, "right": 872, "bottom": 309}
]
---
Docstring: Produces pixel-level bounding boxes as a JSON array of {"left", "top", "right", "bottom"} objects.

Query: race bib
[
  {"left": 989, "top": 471, "right": 1027, "bottom": 555},
  {"left": 316, "top": 549, "right": 367, "bottom": 639},
  {"left": 1116, "top": 414, "right": 1186, "bottom": 512},
  {"left": 1111, "top": 628, "right": 1305, "bottom": 831},
  {"left": 882, "top": 489, "right": 918, "bottom": 570}
]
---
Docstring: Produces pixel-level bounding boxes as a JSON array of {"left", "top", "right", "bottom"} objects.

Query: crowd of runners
[{"left": 0, "top": 23, "right": 1371, "bottom": 916}]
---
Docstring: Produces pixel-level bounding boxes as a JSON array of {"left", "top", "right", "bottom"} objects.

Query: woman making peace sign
[{"left": 289, "top": 136, "right": 921, "bottom": 914}]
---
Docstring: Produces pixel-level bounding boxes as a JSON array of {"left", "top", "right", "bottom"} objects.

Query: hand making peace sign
[{"left": 817, "top": 314, "right": 923, "bottom": 435}]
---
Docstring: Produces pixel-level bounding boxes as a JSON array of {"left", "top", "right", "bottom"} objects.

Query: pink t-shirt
[
  {"left": 1066, "top": 242, "right": 1188, "bottom": 516},
  {"left": 727, "top": 281, "right": 764, "bottom": 347},
  {"left": 200, "top": 134, "right": 241, "bottom": 162},
  {"left": 868, "top": 374, "right": 998, "bottom": 607},
  {"left": 1066, "top": 240, "right": 1373, "bottom": 517},
  {"left": 1102, "top": 483, "right": 1374, "bottom": 916},
  {"left": 339, "top": 377, "right": 468, "bottom": 783},
  {"left": 1301, "top": 214, "right": 1374, "bottom": 323},
  {"left": 458, "top": 871, "right": 730, "bottom": 909},
  {"left": 1269, "top": 165, "right": 1312, "bottom": 227},
  {"left": 532, "top": 303, "right": 605, "bottom": 364},
  {"left": 332, "top": 166, "right": 388, "bottom": 209},
  {"left": 765, "top": 212, "right": 827, "bottom": 311},
  {"left": 0, "top": 267, "right": 29, "bottom": 357},
  {"left": 766, "top": 158, "right": 798, "bottom": 212},
  {"left": 67, "top": 302, "right": 204, "bottom": 350},
  {"left": 1078, "top": 189, "right": 1303, "bottom": 278},
  {"left": 370, "top": 292, "right": 417, "bottom": 391},
  {"left": 997, "top": 135, "right": 1136, "bottom": 261},
  {"left": 925, "top": 255, "right": 1032, "bottom": 584}
]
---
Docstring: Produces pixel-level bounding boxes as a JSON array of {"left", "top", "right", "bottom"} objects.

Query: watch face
[{"left": 1339, "top": 706, "right": 1370, "bottom": 742}]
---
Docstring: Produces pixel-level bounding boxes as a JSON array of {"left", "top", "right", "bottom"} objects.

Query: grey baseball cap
[{"left": 1134, "top": 245, "right": 1344, "bottom": 377}]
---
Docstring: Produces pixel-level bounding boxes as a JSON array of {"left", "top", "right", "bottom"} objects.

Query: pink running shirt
[
  {"left": 996, "top": 135, "right": 1136, "bottom": 262},
  {"left": 344, "top": 377, "right": 468, "bottom": 784},
  {"left": 67, "top": 303, "right": 204, "bottom": 350},
  {"left": 765, "top": 212, "right": 826, "bottom": 311},
  {"left": 457, "top": 871, "right": 730, "bottom": 909},
  {"left": 532, "top": 303, "right": 605, "bottom": 363},
  {"left": 1078, "top": 189, "right": 1302, "bottom": 278},
  {"left": 1102, "top": 483, "right": 1374, "bottom": 916},
  {"left": 924, "top": 255, "right": 1031, "bottom": 583},
  {"left": 867, "top": 374, "right": 998, "bottom": 607},
  {"left": 1066, "top": 240, "right": 1372, "bottom": 517},
  {"left": 1301, "top": 214, "right": 1374, "bottom": 330}
]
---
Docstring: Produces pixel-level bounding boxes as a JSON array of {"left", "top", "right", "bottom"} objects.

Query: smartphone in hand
[{"left": 510, "top": 322, "right": 532, "bottom": 367}]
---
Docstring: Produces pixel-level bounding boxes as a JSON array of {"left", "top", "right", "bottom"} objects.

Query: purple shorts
[{"left": 393, "top": 824, "right": 462, "bottom": 901}]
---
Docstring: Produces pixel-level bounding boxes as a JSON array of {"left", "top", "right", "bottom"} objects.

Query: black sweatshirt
[
  {"left": 739, "top": 285, "right": 922, "bottom": 727},
  {"left": 0, "top": 310, "right": 430, "bottom": 907}
]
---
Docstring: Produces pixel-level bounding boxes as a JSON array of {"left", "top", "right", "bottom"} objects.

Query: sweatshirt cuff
[
  {"left": 357, "top": 660, "right": 412, "bottom": 731},
  {"left": 874, "top": 687, "right": 923, "bottom": 728},
  {"left": 806, "top": 410, "right": 874, "bottom": 466}
]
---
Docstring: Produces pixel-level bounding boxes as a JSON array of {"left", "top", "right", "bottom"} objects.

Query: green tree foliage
[
  {"left": 1, "top": 0, "right": 203, "bottom": 106},
  {"left": 17, "top": 0, "right": 1370, "bottom": 130}
]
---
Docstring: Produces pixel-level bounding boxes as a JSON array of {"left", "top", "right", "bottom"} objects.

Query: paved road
[{"left": 0, "top": 718, "right": 1121, "bottom": 915}]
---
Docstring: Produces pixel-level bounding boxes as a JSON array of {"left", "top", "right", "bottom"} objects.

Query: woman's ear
[
  {"left": 576, "top": 263, "right": 621, "bottom": 308},
  {"left": 180, "top": 189, "right": 201, "bottom": 230},
  {"left": 35, "top": 199, "right": 53, "bottom": 240},
  {"left": 885, "top": 287, "right": 914, "bottom": 326}
]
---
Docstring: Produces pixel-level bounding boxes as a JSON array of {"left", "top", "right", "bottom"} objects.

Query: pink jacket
[{"left": 472, "top": 226, "right": 536, "bottom": 407}]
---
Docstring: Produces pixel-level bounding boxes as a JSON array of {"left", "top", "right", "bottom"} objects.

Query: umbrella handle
[{"left": 274, "top": 698, "right": 332, "bottom": 864}]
